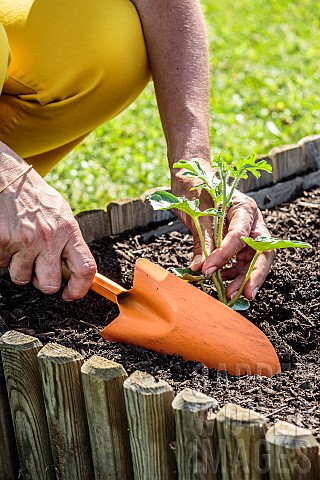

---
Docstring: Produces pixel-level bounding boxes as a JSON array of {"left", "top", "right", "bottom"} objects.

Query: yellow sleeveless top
[{"left": 0, "top": 0, "right": 150, "bottom": 175}]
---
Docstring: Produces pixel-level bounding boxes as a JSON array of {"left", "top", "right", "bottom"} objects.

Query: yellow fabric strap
[{"left": 0, "top": 164, "right": 33, "bottom": 192}]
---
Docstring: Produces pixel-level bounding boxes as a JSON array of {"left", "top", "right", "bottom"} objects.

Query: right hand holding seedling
[
  {"left": 0, "top": 143, "right": 96, "bottom": 300},
  {"left": 202, "top": 189, "right": 275, "bottom": 301},
  {"left": 149, "top": 153, "right": 311, "bottom": 310}
]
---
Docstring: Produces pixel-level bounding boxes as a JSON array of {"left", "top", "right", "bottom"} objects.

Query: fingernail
[
  {"left": 205, "top": 266, "right": 217, "bottom": 276},
  {"left": 231, "top": 290, "right": 238, "bottom": 300},
  {"left": 191, "top": 255, "right": 203, "bottom": 268},
  {"left": 252, "top": 287, "right": 259, "bottom": 299}
]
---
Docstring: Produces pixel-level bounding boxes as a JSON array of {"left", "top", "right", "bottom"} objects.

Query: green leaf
[
  {"left": 148, "top": 191, "right": 195, "bottom": 216},
  {"left": 231, "top": 297, "right": 251, "bottom": 311},
  {"left": 174, "top": 160, "right": 219, "bottom": 190},
  {"left": 201, "top": 208, "right": 223, "bottom": 216},
  {"left": 232, "top": 153, "right": 272, "bottom": 180},
  {"left": 241, "top": 235, "right": 312, "bottom": 252},
  {"left": 147, "top": 191, "right": 179, "bottom": 209},
  {"left": 173, "top": 159, "right": 206, "bottom": 177},
  {"left": 148, "top": 190, "right": 221, "bottom": 218},
  {"left": 171, "top": 267, "right": 211, "bottom": 282}
]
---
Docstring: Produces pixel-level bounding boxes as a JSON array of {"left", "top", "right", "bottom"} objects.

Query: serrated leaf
[
  {"left": 231, "top": 297, "right": 251, "bottom": 311},
  {"left": 232, "top": 153, "right": 272, "bottom": 180},
  {"left": 241, "top": 235, "right": 312, "bottom": 252}
]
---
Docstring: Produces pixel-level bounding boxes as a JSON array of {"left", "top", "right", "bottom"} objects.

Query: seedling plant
[{"left": 148, "top": 154, "right": 311, "bottom": 310}]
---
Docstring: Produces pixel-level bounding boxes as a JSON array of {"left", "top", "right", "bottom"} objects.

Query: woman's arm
[
  {"left": 131, "top": 0, "right": 210, "bottom": 166},
  {"left": 131, "top": 0, "right": 275, "bottom": 300}
]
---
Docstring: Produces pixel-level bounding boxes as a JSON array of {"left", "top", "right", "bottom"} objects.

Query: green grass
[{"left": 45, "top": 0, "right": 320, "bottom": 213}]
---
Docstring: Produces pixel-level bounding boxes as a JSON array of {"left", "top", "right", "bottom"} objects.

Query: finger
[
  {"left": 221, "top": 263, "right": 246, "bottom": 281},
  {"left": 9, "top": 251, "right": 34, "bottom": 285},
  {"left": 242, "top": 250, "right": 276, "bottom": 300},
  {"left": 225, "top": 271, "right": 248, "bottom": 300},
  {"left": 202, "top": 199, "right": 257, "bottom": 276},
  {"left": 61, "top": 235, "right": 97, "bottom": 301},
  {"left": 32, "top": 253, "right": 63, "bottom": 295},
  {"left": 202, "top": 230, "right": 248, "bottom": 276},
  {"left": 220, "top": 248, "right": 255, "bottom": 280},
  {"left": 226, "top": 250, "right": 276, "bottom": 300}
]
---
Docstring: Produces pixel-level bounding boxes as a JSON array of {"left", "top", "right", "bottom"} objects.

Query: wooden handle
[
  {"left": 61, "top": 261, "right": 72, "bottom": 282},
  {"left": 61, "top": 261, "right": 127, "bottom": 304}
]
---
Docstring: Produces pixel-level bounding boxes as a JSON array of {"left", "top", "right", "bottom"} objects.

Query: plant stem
[
  {"left": 217, "top": 270, "right": 227, "bottom": 303},
  {"left": 227, "top": 251, "right": 261, "bottom": 308},
  {"left": 193, "top": 217, "right": 209, "bottom": 258},
  {"left": 193, "top": 217, "right": 224, "bottom": 302},
  {"left": 213, "top": 216, "right": 218, "bottom": 249},
  {"left": 217, "top": 205, "right": 226, "bottom": 247}
]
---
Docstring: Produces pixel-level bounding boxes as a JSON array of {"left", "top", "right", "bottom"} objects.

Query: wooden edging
[
  {"left": 74, "top": 134, "right": 320, "bottom": 242},
  {"left": 0, "top": 331, "right": 319, "bottom": 480}
]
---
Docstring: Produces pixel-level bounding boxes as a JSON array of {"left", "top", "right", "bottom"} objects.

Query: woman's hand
[
  {"left": 203, "top": 189, "right": 276, "bottom": 300},
  {"left": 171, "top": 162, "right": 275, "bottom": 301},
  {"left": 0, "top": 144, "right": 96, "bottom": 300}
]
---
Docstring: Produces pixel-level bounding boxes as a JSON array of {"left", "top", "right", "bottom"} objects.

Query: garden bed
[{"left": 0, "top": 185, "right": 319, "bottom": 440}]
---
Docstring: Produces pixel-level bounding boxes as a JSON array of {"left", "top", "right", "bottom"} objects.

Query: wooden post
[
  {"left": 75, "top": 209, "right": 111, "bottom": 243},
  {"left": 0, "top": 355, "right": 18, "bottom": 480},
  {"left": 0, "top": 331, "right": 55, "bottom": 480},
  {"left": 298, "top": 134, "right": 320, "bottom": 171},
  {"left": 215, "top": 403, "right": 268, "bottom": 480},
  {"left": 81, "top": 355, "right": 133, "bottom": 479},
  {"left": 123, "top": 370, "right": 176, "bottom": 480},
  {"left": 269, "top": 144, "right": 305, "bottom": 183},
  {"left": 172, "top": 388, "right": 219, "bottom": 480},
  {"left": 266, "top": 420, "right": 320, "bottom": 480},
  {"left": 38, "top": 343, "right": 94, "bottom": 480}
]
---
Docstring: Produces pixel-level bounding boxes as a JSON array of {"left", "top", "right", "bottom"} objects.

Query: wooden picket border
[
  {"left": 75, "top": 134, "right": 320, "bottom": 242},
  {"left": 0, "top": 330, "right": 319, "bottom": 480}
]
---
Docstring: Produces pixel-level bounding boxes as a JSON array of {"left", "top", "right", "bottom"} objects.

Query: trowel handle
[{"left": 61, "top": 261, "right": 127, "bottom": 304}]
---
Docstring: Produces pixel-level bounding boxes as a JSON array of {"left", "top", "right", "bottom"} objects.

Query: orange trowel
[{"left": 63, "top": 259, "right": 280, "bottom": 377}]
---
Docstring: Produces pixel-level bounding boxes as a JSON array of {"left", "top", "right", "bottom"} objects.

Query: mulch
[{"left": 0, "top": 186, "right": 319, "bottom": 440}]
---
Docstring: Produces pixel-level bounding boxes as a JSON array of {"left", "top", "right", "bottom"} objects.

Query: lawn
[{"left": 45, "top": 0, "right": 320, "bottom": 213}]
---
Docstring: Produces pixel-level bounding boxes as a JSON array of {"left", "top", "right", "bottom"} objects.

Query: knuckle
[
  {"left": 0, "top": 232, "right": 11, "bottom": 249},
  {"left": 228, "top": 229, "right": 246, "bottom": 247},
  {"left": 20, "top": 231, "right": 35, "bottom": 249},
  {"left": 215, "top": 247, "right": 231, "bottom": 266},
  {"left": 61, "top": 218, "right": 81, "bottom": 237},
  {"left": 246, "top": 196, "right": 257, "bottom": 211},
  {"left": 78, "top": 260, "right": 97, "bottom": 280},
  {"left": 40, "top": 223, "right": 55, "bottom": 245}
]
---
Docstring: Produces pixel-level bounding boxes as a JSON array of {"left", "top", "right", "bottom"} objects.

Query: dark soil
[{"left": 0, "top": 187, "right": 319, "bottom": 439}]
